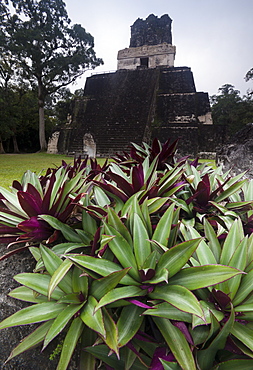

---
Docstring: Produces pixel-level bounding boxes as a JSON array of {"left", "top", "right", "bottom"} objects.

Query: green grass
[
  {"left": 0, "top": 153, "right": 216, "bottom": 190},
  {"left": 0, "top": 153, "right": 76, "bottom": 189}
]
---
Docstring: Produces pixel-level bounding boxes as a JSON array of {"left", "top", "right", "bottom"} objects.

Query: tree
[
  {"left": 3, "top": 0, "right": 103, "bottom": 151},
  {"left": 210, "top": 84, "right": 253, "bottom": 136}
]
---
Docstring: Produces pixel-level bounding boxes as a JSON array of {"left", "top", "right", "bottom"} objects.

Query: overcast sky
[{"left": 65, "top": 0, "right": 253, "bottom": 97}]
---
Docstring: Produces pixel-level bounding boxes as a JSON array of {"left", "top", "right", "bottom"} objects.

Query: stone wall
[
  {"left": 56, "top": 66, "right": 218, "bottom": 157},
  {"left": 130, "top": 14, "right": 173, "bottom": 47}
]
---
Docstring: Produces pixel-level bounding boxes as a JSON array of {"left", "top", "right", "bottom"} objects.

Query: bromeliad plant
[{"left": 1, "top": 138, "right": 253, "bottom": 370}]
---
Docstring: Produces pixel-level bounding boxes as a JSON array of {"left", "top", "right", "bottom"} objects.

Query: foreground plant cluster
[{"left": 1, "top": 139, "right": 253, "bottom": 370}]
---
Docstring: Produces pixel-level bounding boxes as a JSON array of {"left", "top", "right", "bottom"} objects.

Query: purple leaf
[
  {"left": 211, "top": 289, "right": 231, "bottom": 309},
  {"left": 127, "top": 299, "right": 154, "bottom": 309},
  {"left": 107, "top": 171, "right": 133, "bottom": 196},
  {"left": 139, "top": 268, "right": 156, "bottom": 282},
  {"left": 150, "top": 347, "right": 175, "bottom": 370},
  {"left": 172, "top": 321, "right": 194, "bottom": 345},
  {"left": 18, "top": 217, "right": 53, "bottom": 242},
  {"left": 132, "top": 164, "right": 144, "bottom": 192},
  {"left": 17, "top": 191, "right": 42, "bottom": 217}
]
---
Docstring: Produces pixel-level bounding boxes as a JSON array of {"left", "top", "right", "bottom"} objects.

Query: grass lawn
[
  {"left": 0, "top": 153, "right": 81, "bottom": 189},
  {"left": 0, "top": 152, "right": 216, "bottom": 190}
]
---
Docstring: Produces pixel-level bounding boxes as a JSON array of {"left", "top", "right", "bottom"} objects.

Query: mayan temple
[{"left": 50, "top": 14, "right": 225, "bottom": 157}]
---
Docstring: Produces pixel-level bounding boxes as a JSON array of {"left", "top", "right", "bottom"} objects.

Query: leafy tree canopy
[
  {"left": 211, "top": 83, "right": 253, "bottom": 137},
  {"left": 1, "top": 0, "right": 103, "bottom": 151}
]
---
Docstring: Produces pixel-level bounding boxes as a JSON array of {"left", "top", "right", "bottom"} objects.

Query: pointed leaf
[
  {"left": 220, "top": 219, "right": 244, "bottom": 265},
  {"left": 168, "top": 265, "right": 244, "bottom": 290},
  {"left": 40, "top": 215, "right": 82, "bottom": 242},
  {"left": 90, "top": 268, "right": 131, "bottom": 300},
  {"left": 233, "top": 269, "right": 253, "bottom": 306},
  {"left": 66, "top": 254, "right": 139, "bottom": 286},
  {"left": 197, "top": 307, "right": 235, "bottom": 370},
  {"left": 95, "top": 286, "right": 146, "bottom": 311},
  {"left": 40, "top": 244, "right": 73, "bottom": 294},
  {"left": 56, "top": 317, "right": 83, "bottom": 370},
  {"left": 0, "top": 302, "right": 67, "bottom": 329},
  {"left": 6, "top": 321, "right": 53, "bottom": 362},
  {"left": 85, "top": 344, "right": 125, "bottom": 369},
  {"left": 103, "top": 308, "right": 119, "bottom": 357},
  {"left": 214, "top": 180, "right": 247, "bottom": 203},
  {"left": 14, "top": 273, "right": 65, "bottom": 300},
  {"left": 149, "top": 285, "right": 204, "bottom": 319},
  {"left": 153, "top": 317, "right": 196, "bottom": 370},
  {"left": 157, "top": 238, "right": 201, "bottom": 278},
  {"left": 133, "top": 213, "right": 151, "bottom": 269},
  {"left": 143, "top": 302, "right": 192, "bottom": 322},
  {"left": 80, "top": 296, "right": 106, "bottom": 337},
  {"left": 231, "top": 322, "right": 253, "bottom": 352},
  {"left": 226, "top": 237, "right": 248, "bottom": 300},
  {"left": 204, "top": 218, "right": 221, "bottom": 262},
  {"left": 48, "top": 259, "right": 73, "bottom": 299},
  {"left": 43, "top": 302, "right": 85, "bottom": 349},
  {"left": 152, "top": 203, "right": 174, "bottom": 247},
  {"left": 8, "top": 286, "right": 49, "bottom": 303},
  {"left": 117, "top": 305, "right": 144, "bottom": 347},
  {"left": 104, "top": 223, "right": 139, "bottom": 280}
]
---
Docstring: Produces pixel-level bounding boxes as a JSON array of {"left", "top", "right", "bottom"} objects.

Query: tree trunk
[
  {"left": 38, "top": 80, "right": 47, "bottom": 151},
  {"left": 0, "top": 137, "right": 5, "bottom": 154},
  {"left": 12, "top": 135, "right": 20, "bottom": 153}
]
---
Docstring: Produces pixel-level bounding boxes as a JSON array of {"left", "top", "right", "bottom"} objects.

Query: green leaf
[
  {"left": 143, "top": 302, "right": 192, "bottom": 322},
  {"left": 66, "top": 254, "right": 139, "bottom": 286},
  {"left": 160, "top": 360, "right": 181, "bottom": 370},
  {"left": 157, "top": 238, "right": 201, "bottom": 278},
  {"left": 82, "top": 202, "right": 98, "bottom": 236},
  {"left": 40, "top": 244, "right": 73, "bottom": 294},
  {"left": 152, "top": 203, "right": 174, "bottom": 247},
  {"left": 146, "top": 197, "right": 169, "bottom": 214},
  {"left": 185, "top": 227, "right": 217, "bottom": 265},
  {"left": 95, "top": 286, "right": 146, "bottom": 311},
  {"left": 233, "top": 269, "right": 253, "bottom": 306},
  {"left": 133, "top": 213, "right": 151, "bottom": 269},
  {"left": 80, "top": 296, "right": 106, "bottom": 338},
  {"left": 212, "top": 359, "right": 253, "bottom": 370},
  {"left": 168, "top": 265, "right": 244, "bottom": 290},
  {"left": 214, "top": 179, "right": 247, "bottom": 203},
  {"left": 226, "top": 237, "right": 248, "bottom": 300},
  {"left": 153, "top": 317, "right": 196, "bottom": 370},
  {"left": 220, "top": 219, "right": 244, "bottom": 265},
  {"left": 107, "top": 207, "right": 133, "bottom": 246},
  {"left": 14, "top": 273, "right": 65, "bottom": 300},
  {"left": 52, "top": 243, "right": 87, "bottom": 255},
  {"left": 8, "top": 286, "right": 49, "bottom": 303},
  {"left": 204, "top": 218, "right": 221, "bottom": 262},
  {"left": 72, "top": 265, "right": 89, "bottom": 296},
  {"left": 0, "top": 302, "right": 67, "bottom": 329},
  {"left": 48, "top": 259, "right": 73, "bottom": 299},
  {"left": 103, "top": 308, "right": 119, "bottom": 357},
  {"left": 85, "top": 344, "right": 125, "bottom": 369},
  {"left": 43, "top": 302, "right": 85, "bottom": 349},
  {"left": 104, "top": 224, "right": 139, "bottom": 280},
  {"left": 149, "top": 285, "right": 204, "bottom": 319},
  {"left": 117, "top": 305, "right": 144, "bottom": 347},
  {"left": 231, "top": 322, "right": 253, "bottom": 352},
  {"left": 56, "top": 317, "right": 84, "bottom": 370},
  {"left": 40, "top": 215, "right": 82, "bottom": 242},
  {"left": 6, "top": 320, "right": 53, "bottom": 362},
  {"left": 90, "top": 268, "right": 131, "bottom": 300},
  {"left": 94, "top": 186, "right": 111, "bottom": 207},
  {"left": 197, "top": 307, "right": 235, "bottom": 370}
]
